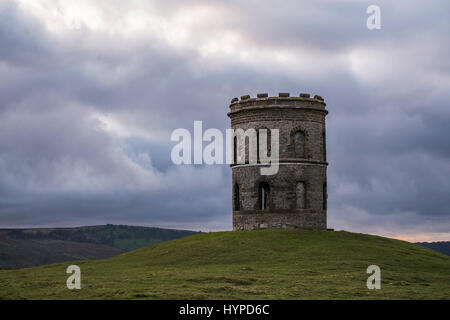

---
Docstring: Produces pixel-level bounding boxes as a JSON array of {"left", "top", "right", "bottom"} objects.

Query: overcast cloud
[{"left": 0, "top": 0, "right": 449, "bottom": 241}]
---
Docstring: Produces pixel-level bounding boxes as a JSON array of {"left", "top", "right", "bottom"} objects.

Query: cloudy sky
[{"left": 0, "top": 0, "right": 449, "bottom": 242}]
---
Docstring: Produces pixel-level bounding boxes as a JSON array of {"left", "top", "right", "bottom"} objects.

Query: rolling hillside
[
  {"left": 0, "top": 238, "right": 123, "bottom": 269},
  {"left": 0, "top": 225, "right": 200, "bottom": 269},
  {"left": 0, "top": 229, "right": 448, "bottom": 299}
]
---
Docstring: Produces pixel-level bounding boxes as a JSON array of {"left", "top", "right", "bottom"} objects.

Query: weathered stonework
[{"left": 228, "top": 93, "right": 328, "bottom": 230}]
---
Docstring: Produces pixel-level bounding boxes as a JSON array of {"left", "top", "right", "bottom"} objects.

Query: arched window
[
  {"left": 296, "top": 182, "right": 306, "bottom": 209},
  {"left": 322, "top": 131, "right": 326, "bottom": 161},
  {"left": 294, "top": 130, "right": 305, "bottom": 158},
  {"left": 323, "top": 181, "right": 327, "bottom": 210},
  {"left": 234, "top": 183, "right": 240, "bottom": 211},
  {"left": 259, "top": 182, "right": 270, "bottom": 210}
]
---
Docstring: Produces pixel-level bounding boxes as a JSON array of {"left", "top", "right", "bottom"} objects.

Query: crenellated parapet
[{"left": 228, "top": 93, "right": 327, "bottom": 116}]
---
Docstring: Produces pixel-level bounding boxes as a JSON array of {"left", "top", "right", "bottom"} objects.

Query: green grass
[
  {"left": 113, "top": 238, "right": 162, "bottom": 251},
  {"left": 0, "top": 229, "right": 448, "bottom": 299},
  {"left": 0, "top": 225, "right": 200, "bottom": 269}
]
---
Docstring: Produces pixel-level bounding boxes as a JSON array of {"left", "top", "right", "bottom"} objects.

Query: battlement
[
  {"left": 230, "top": 93, "right": 325, "bottom": 105},
  {"left": 229, "top": 92, "right": 327, "bottom": 115}
]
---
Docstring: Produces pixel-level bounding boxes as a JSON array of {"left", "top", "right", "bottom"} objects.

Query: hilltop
[
  {"left": 0, "top": 225, "right": 200, "bottom": 269},
  {"left": 0, "top": 229, "right": 448, "bottom": 299}
]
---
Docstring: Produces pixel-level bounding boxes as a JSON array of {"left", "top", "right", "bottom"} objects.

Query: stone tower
[{"left": 228, "top": 92, "right": 328, "bottom": 230}]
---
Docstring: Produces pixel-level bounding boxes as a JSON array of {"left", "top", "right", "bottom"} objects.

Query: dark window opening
[
  {"left": 259, "top": 182, "right": 270, "bottom": 210},
  {"left": 234, "top": 183, "right": 240, "bottom": 211}
]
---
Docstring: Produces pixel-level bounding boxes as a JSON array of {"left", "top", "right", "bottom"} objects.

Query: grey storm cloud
[{"left": 0, "top": 0, "right": 449, "bottom": 240}]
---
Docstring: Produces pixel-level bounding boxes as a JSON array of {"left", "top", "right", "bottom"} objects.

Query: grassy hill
[
  {"left": 0, "top": 229, "right": 448, "bottom": 299},
  {"left": 0, "top": 238, "right": 123, "bottom": 269},
  {"left": 0, "top": 225, "right": 200, "bottom": 269}
]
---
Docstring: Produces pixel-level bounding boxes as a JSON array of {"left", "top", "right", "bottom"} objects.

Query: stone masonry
[{"left": 228, "top": 93, "right": 328, "bottom": 230}]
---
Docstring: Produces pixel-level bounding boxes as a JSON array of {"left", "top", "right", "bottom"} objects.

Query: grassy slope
[
  {"left": 0, "top": 229, "right": 448, "bottom": 300},
  {"left": 0, "top": 225, "right": 200, "bottom": 251},
  {"left": 0, "top": 238, "right": 124, "bottom": 269},
  {"left": 0, "top": 225, "right": 200, "bottom": 269}
]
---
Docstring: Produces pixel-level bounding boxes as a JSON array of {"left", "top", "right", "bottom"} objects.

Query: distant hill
[
  {"left": 0, "top": 225, "right": 200, "bottom": 269},
  {"left": 416, "top": 241, "right": 450, "bottom": 256},
  {"left": 0, "top": 230, "right": 448, "bottom": 299}
]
